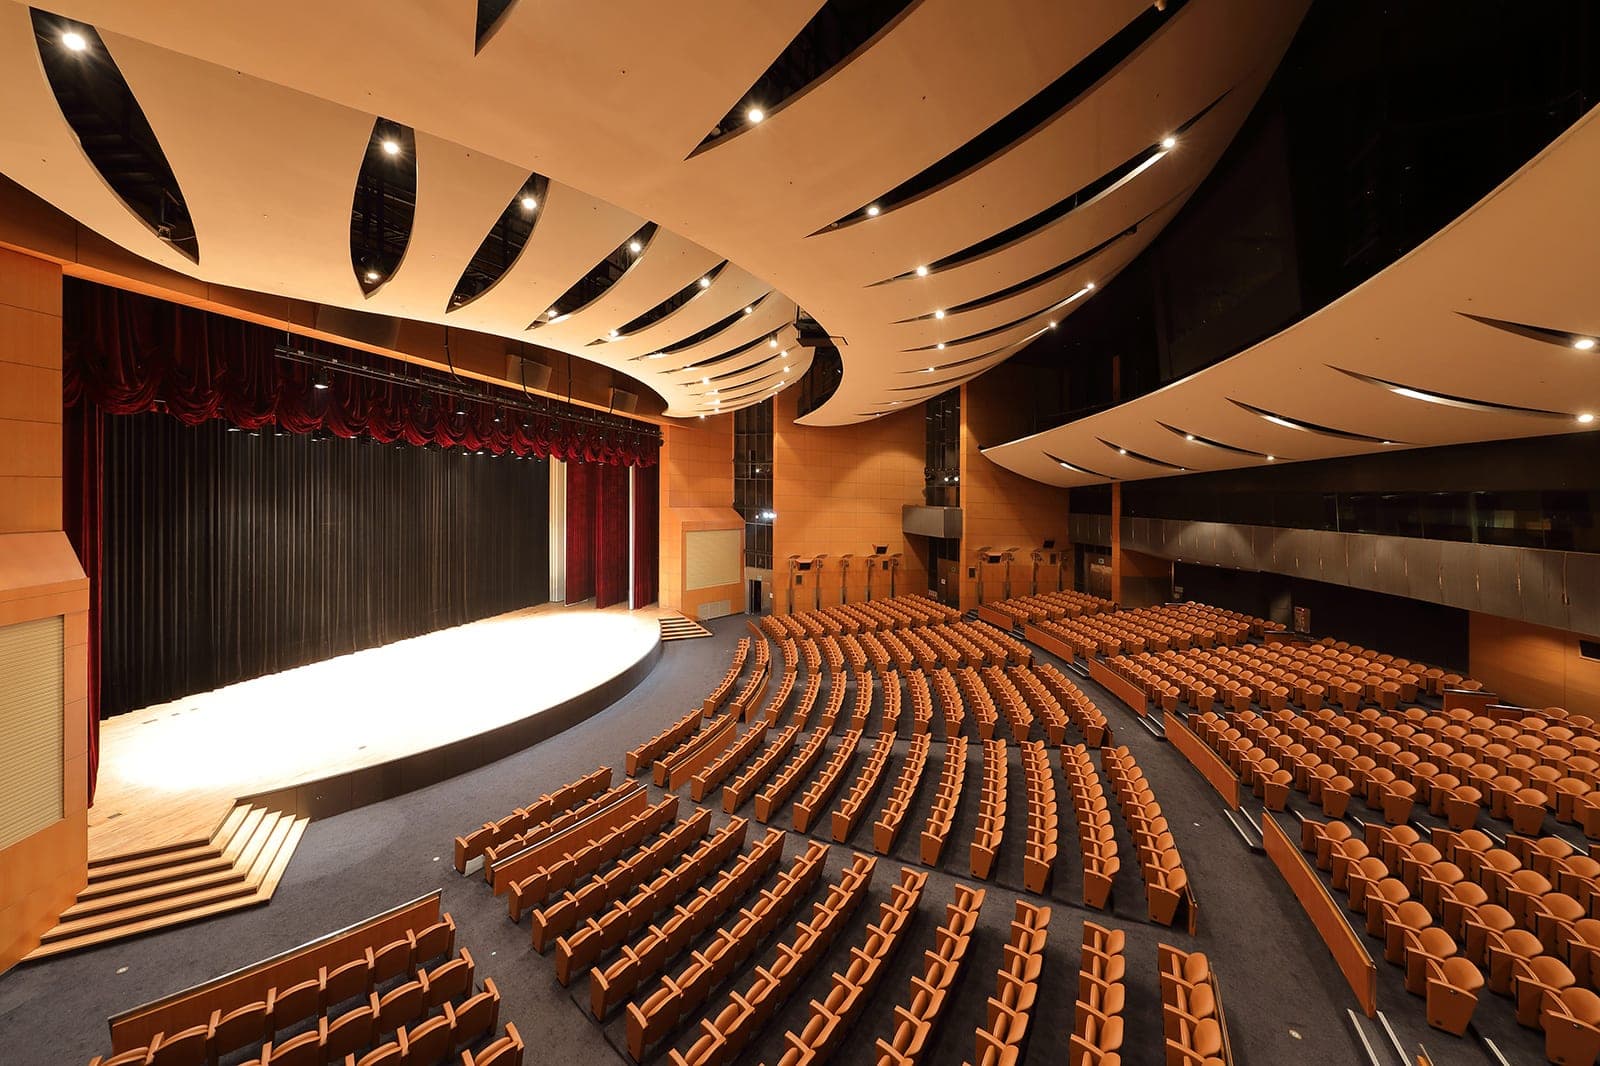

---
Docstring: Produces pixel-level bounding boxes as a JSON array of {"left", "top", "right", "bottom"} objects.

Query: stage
[{"left": 87, "top": 603, "right": 664, "bottom": 861}]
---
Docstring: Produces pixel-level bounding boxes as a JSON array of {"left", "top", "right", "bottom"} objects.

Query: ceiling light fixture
[
  {"left": 61, "top": 30, "right": 87, "bottom": 51},
  {"left": 381, "top": 138, "right": 400, "bottom": 156},
  {"left": 926, "top": 367, "right": 935, "bottom": 373},
  {"left": 546, "top": 307, "right": 559, "bottom": 318},
  {"left": 746, "top": 106, "right": 765, "bottom": 123},
  {"left": 310, "top": 367, "right": 331, "bottom": 390},
  {"left": 936, "top": 343, "right": 945, "bottom": 351},
  {"left": 701, "top": 377, "right": 709, "bottom": 384},
  {"left": 520, "top": 195, "right": 537, "bottom": 211},
  {"left": 1580, "top": 413, "right": 1596, "bottom": 424},
  {"left": 1118, "top": 448, "right": 1127, "bottom": 455},
  {"left": 1161, "top": 136, "right": 1177, "bottom": 150},
  {"left": 698, "top": 277, "right": 711, "bottom": 289},
  {"left": 364, "top": 269, "right": 380, "bottom": 282},
  {"left": 865, "top": 205, "right": 881, "bottom": 217},
  {"left": 769, "top": 337, "right": 779, "bottom": 348},
  {"left": 933, "top": 309, "right": 945, "bottom": 320},
  {"left": 915, "top": 265, "right": 929, "bottom": 277},
  {"left": 742, "top": 305, "right": 754, "bottom": 315},
  {"left": 1266, "top": 455, "right": 1276, "bottom": 461},
  {"left": 780, "top": 350, "right": 788, "bottom": 358},
  {"left": 1576, "top": 338, "right": 1597, "bottom": 351},
  {"left": 628, "top": 240, "right": 643, "bottom": 254},
  {"left": 608, "top": 329, "right": 620, "bottom": 339},
  {"left": 1049, "top": 320, "right": 1057, "bottom": 329},
  {"left": 1184, "top": 434, "right": 1195, "bottom": 442}
]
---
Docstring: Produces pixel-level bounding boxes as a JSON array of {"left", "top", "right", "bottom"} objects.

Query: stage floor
[{"left": 88, "top": 603, "right": 663, "bottom": 860}]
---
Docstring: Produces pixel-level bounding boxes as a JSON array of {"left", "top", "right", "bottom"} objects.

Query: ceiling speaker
[
  {"left": 609, "top": 387, "right": 639, "bottom": 413},
  {"left": 506, "top": 354, "right": 553, "bottom": 392},
  {"left": 313, "top": 304, "right": 400, "bottom": 350}
]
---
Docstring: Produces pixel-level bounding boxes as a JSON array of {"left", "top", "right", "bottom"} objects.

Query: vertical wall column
[
  {"left": 657, "top": 415, "right": 742, "bottom": 618},
  {"left": 0, "top": 247, "right": 88, "bottom": 973}
]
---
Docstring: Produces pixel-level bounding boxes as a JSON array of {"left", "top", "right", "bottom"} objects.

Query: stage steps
[
  {"left": 25, "top": 801, "right": 308, "bottom": 962},
  {"left": 659, "top": 613, "right": 712, "bottom": 641}
]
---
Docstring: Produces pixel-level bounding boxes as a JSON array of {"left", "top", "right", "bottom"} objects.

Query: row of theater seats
[
  {"left": 1105, "top": 746, "right": 1194, "bottom": 929},
  {"left": 664, "top": 855, "right": 883, "bottom": 1066},
  {"left": 1160, "top": 945, "right": 1231, "bottom": 1066},
  {"left": 1029, "top": 602, "right": 1266, "bottom": 662},
  {"left": 957, "top": 668, "right": 1000, "bottom": 741},
  {"left": 793, "top": 729, "right": 863, "bottom": 833},
  {"left": 1070, "top": 921, "right": 1127, "bottom": 1065},
  {"left": 1021, "top": 741, "right": 1059, "bottom": 895},
  {"left": 875, "top": 733, "right": 932, "bottom": 855},
  {"left": 1304, "top": 817, "right": 1600, "bottom": 1062},
  {"left": 768, "top": 869, "right": 928, "bottom": 1066},
  {"left": 701, "top": 638, "right": 753, "bottom": 714},
  {"left": 981, "top": 666, "right": 1033, "bottom": 743},
  {"left": 551, "top": 817, "right": 749, "bottom": 985},
  {"left": 1196, "top": 703, "right": 1600, "bottom": 839},
  {"left": 979, "top": 589, "right": 1115, "bottom": 627},
  {"left": 920, "top": 735, "right": 968, "bottom": 866},
  {"left": 508, "top": 794, "right": 679, "bottom": 919},
  {"left": 966, "top": 900, "right": 1050, "bottom": 1066},
  {"left": 627, "top": 709, "right": 705, "bottom": 779},
  {"left": 588, "top": 827, "right": 791, "bottom": 1018},
  {"left": 759, "top": 596, "right": 960, "bottom": 641},
  {"left": 1063, "top": 744, "right": 1119, "bottom": 911},
  {"left": 90, "top": 916, "right": 521, "bottom": 1066},
  {"left": 453, "top": 766, "right": 611, "bottom": 873},
  {"left": 625, "top": 843, "right": 845, "bottom": 1060},
  {"left": 831, "top": 730, "right": 895, "bottom": 842},
  {"left": 970, "top": 740, "right": 1009, "bottom": 880},
  {"left": 874, "top": 885, "right": 984, "bottom": 1065}
]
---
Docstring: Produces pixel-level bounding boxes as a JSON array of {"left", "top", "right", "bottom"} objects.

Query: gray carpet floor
[{"left": 0, "top": 615, "right": 1532, "bottom": 1066}]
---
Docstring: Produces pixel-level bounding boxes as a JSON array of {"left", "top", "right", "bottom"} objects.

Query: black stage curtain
[{"left": 100, "top": 412, "right": 550, "bottom": 717}]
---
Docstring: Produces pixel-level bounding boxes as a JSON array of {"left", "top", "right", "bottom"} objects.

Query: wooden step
[
  {"left": 87, "top": 833, "right": 217, "bottom": 872},
  {"left": 24, "top": 804, "right": 310, "bottom": 962},
  {"left": 86, "top": 841, "right": 223, "bottom": 884}
]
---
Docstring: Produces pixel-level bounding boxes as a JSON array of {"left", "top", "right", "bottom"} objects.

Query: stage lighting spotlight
[{"left": 311, "top": 368, "right": 331, "bottom": 390}]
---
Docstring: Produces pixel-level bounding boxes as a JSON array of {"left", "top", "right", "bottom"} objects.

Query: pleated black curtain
[{"left": 99, "top": 413, "right": 550, "bottom": 717}]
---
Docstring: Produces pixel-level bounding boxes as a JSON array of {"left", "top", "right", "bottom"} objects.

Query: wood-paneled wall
[
  {"left": 0, "top": 247, "right": 88, "bottom": 974},
  {"left": 1470, "top": 612, "right": 1600, "bottom": 712},
  {"left": 771, "top": 392, "right": 928, "bottom": 611},
  {"left": 658, "top": 415, "right": 743, "bottom": 619}
]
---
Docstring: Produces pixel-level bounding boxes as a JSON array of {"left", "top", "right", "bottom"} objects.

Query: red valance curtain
[
  {"left": 632, "top": 465, "right": 659, "bottom": 608},
  {"left": 594, "top": 463, "right": 630, "bottom": 608},
  {"left": 63, "top": 280, "right": 660, "bottom": 466},
  {"left": 565, "top": 460, "right": 597, "bottom": 604}
]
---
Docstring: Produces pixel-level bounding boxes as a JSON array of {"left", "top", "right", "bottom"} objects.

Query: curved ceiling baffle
[
  {"left": 982, "top": 104, "right": 1600, "bottom": 486},
  {"left": 0, "top": 0, "right": 1306, "bottom": 423}
]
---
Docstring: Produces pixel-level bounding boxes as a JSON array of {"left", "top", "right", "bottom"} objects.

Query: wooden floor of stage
[{"left": 88, "top": 602, "right": 664, "bottom": 861}]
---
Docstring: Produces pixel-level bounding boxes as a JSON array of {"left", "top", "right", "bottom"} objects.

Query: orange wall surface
[
  {"left": 1469, "top": 612, "right": 1600, "bottom": 712},
  {"left": 772, "top": 392, "right": 928, "bottom": 611},
  {"left": 657, "top": 414, "right": 743, "bottom": 618},
  {"left": 0, "top": 247, "right": 88, "bottom": 974},
  {"left": 958, "top": 384, "right": 1070, "bottom": 609}
]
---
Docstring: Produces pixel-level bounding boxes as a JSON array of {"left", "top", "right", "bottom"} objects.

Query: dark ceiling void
[
  {"left": 903, "top": 288, "right": 1086, "bottom": 353},
  {"left": 1228, "top": 398, "right": 1402, "bottom": 445},
  {"left": 691, "top": 0, "right": 917, "bottom": 156},
  {"left": 1096, "top": 438, "right": 1186, "bottom": 471},
  {"left": 30, "top": 8, "right": 199, "bottom": 262},
  {"left": 610, "top": 262, "right": 728, "bottom": 349},
  {"left": 1044, "top": 452, "right": 1114, "bottom": 480},
  {"left": 475, "top": 0, "right": 516, "bottom": 51},
  {"left": 910, "top": 94, "right": 1225, "bottom": 279},
  {"left": 1458, "top": 312, "right": 1600, "bottom": 354},
  {"left": 707, "top": 351, "right": 785, "bottom": 383},
  {"left": 349, "top": 118, "right": 417, "bottom": 295},
  {"left": 529, "top": 223, "right": 657, "bottom": 330},
  {"left": 1156, "top": 420, "right": 1280, "bottom": 460},
  {"left": 818, "top": 0, "right": 1193, "bottom": 233},
  {"left": 1331, "top": 366, "right": 1574, "bottom": 419},
  {"left": 668, "top": 335, "right": 783, "bottom": 377},
  {"left": 656, "top": 294, "right": 772, "bottom": 361},
  {"left": 448, "top": 173, "right": 549, "bottom": 310}
]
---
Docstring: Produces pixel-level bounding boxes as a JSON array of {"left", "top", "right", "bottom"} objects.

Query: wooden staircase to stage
[
  {"left": 26, "top": 801, "right": 308, "bottom": 962},
  {"left": 658, "top": 612, "right": 712, "bottom": 641}
]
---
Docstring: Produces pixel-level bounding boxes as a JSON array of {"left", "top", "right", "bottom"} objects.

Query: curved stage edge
[{"left": 235, "top": 637, "right": 663, "bottom": 828}]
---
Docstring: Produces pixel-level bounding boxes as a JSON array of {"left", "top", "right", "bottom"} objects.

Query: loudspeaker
[
  {"left": 609, "top": 387, "right": 639, "bottom": 413},
  {"left": 313, "top": 304, "right": 400, "bottom": 350},
  {"left": 506, "top": 354, "right": 554, "bottom": 392}
]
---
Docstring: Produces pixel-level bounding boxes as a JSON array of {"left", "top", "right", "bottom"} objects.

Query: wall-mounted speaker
[
  {"left": 506, "top": 354, "right": 554, "bottom": 392},
  {"left": 313, "top": 304, "right": 400, "bottom": 350},
  {"left": 609, "top": 387, "right": 639, "bottom": 413}
]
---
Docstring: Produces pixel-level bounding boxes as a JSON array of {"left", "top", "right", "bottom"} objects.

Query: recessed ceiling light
[
  {"left": 1161, "top": 136, "right": 1177, "bottom": 150},
  {"left": 1184, "top": 434, "right": 1195, "bottom": 442},
  {"left": 936, "top": 343, "right": 945, "bottom": 351},
  {"left": 769, "top": 338, "right": 778, "bottom": 348},
  {"left": 709, "top": 389, "right": 718, "bottom": 396},
  {"left": 1576, "top": 338, "right": 1597, "bottom": 351},
  {"left": 865, "top": 205, "right": 881, "bottom": 217},
  {"left": 925, "top": 367, "right": 935, "bottom": 373},
  {"left": 699, "top": 414, "right": 705, "bottom": 420},
  {"left": 1085, "top": 281, "right": 1095, "bottom": 290},
  {"left": 1118, "top": 448, "right": 1127, "bottom": 455},
  {"left": 780, "top": 350, "right": 788, "bottom": 358},
  {"left": 783, "top": 367, "right": 790, "bottom": 374},
  {"left": 648, "top": 352, "right": 665, "bottom": 359},
  {"left": 933, "top": 309, "right": 945, "bottom": 320},
  {"left": 546, "top": 307, "right": 559, "bottom": 318},
  {"left": 1580, "top": 413, "right": 1596, "bottom": 424},
  {"left": 364, "top": 269, "right": 380, "bottom": 282},
  {"left": 915, "top": 265, "right": 929, "bottom": 277},
  {"left": 1266, "top": 455, "right": 1276, "bottom": 461},
  {"left": 61, "top": 30, "right": 87, "bottom": 51},
  {"left": 698, "top": 277, "right": 711, "bottom": 289},
  {"left": 701, "top": 377, "right": 709, "bottom": 384},
  {"left": 743, "top": 305, "right": 754, "bottom": 315},
  {"left": 381, "top": 139, "right": 400, "bottom": 156},
  {"left": 521, "top": 195, "right": 537, "bottom": 210},
  {"left": 1049, "top": 320, "right": 1057, "bottom": 329},
  {"left": 608, "top": 329, "right": 620, "bottom": 339},
  {"left": 628, "top": 240, "right": 643, "bottom": 254}
]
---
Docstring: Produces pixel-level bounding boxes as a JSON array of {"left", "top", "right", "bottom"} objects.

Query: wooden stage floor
[{"left": 88, "top": 603, "right": 663, "bottom": 861}]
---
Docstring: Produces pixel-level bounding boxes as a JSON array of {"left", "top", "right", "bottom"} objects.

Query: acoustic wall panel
[
  {"left": 684, "top": 528, "right": 741, "bottom": 591},
  {"left": 0, "top": 615, "right": 63, "bottom": 851}
]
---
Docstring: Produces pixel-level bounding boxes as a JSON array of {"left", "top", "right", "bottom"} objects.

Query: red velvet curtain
[
  {"left": 632, "top": 464, "right": 659, "bottom": 608},
  {"left": 62, "top": 280, "right": 661, "bottom": 465},
  {"left": 61, "top": 398, "right": 102, "bottom": 806},
  {"left": 565, "top": 461, "right": 597, "bottom": 604},
  {"left": 594, "top": 463, "right": 630, "bottom": 608}
]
